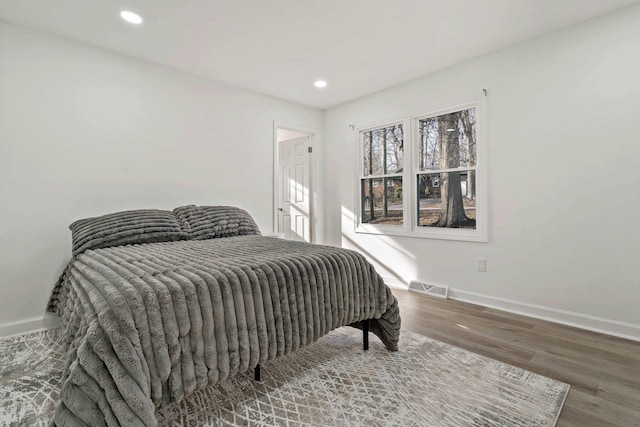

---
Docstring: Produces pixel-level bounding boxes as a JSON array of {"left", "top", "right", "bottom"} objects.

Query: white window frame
[{"left": 355, "top": 95, "right": 488, "bottom": 242}]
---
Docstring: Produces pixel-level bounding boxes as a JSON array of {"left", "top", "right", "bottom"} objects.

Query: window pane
[
  {"left": 418, "top": 107, "right": 476, "bottom": 171},
  {"left": 385, "top": 125, "right": 404, "bottom": 174},
  {"left": 417, "top": 172, "right": 476, "bottom": 229},
  {"left": 361, "top": 177, "right": 403, "bottom": 225},
  {"left": 362, "top": 124, "right": 404, "bottom": 176}
]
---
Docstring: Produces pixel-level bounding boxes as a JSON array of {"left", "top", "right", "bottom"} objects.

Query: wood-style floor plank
[{"left": 391, "top": 288, "right": 640, "bottom": 427}]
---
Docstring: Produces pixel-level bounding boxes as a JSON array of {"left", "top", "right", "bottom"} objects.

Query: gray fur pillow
[
  {"left": 70, "top": 209, "right": 188, "bottom": 256},
  {"left": 173, "top": 205, "right": 261, "bottom": 240}
]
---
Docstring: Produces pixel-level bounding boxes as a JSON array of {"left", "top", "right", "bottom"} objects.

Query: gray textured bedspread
[{"left": 49, "top": 236, "right": 401, "bottom": 426}]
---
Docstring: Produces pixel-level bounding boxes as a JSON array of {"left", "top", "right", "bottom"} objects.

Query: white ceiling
[{"left": 1, "top": 0, "right": 638, "bottom": 109}]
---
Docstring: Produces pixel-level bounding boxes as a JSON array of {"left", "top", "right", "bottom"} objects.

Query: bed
[{"left": 47, "top": 205, "right": 401, "bottom": 426}]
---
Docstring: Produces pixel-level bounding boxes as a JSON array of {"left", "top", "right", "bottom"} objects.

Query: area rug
[{"left": 0, "top": 327, "right": 568, "bottom": 426}]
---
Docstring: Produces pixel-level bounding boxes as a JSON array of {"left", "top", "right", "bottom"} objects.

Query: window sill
[{"left": 355, "top": 225, "right": 488, "bottom": 243}]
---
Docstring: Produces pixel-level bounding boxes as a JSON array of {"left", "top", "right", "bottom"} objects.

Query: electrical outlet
[{"left": 476, "top": 258, "right": 487, "bottom": 272}]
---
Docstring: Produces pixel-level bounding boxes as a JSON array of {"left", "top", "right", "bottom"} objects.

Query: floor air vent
[{"left": 408, "top": 281, "right": 449, "bottom": 299}]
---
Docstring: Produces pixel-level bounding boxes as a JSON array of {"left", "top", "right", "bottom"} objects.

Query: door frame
[{"left": 273, "top": 122, "right": 318, "bottom": 243}]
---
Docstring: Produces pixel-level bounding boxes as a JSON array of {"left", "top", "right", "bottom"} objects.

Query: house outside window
[{"left": 356, "top": 97, "right": 487, "bottom": 242}]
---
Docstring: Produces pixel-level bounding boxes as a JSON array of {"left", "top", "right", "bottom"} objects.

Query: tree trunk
[
  {"left": 383, "top": 128, "right": 388, "bottom": 216},
  {"left": 369, "top": 131, "right": 375, "bottom": 221},
  {"left": 436, "top": 112, "right": 470, "bottom": 227},
  {"left": 461, "top": 110, "right": 476, "bottom": 200}
]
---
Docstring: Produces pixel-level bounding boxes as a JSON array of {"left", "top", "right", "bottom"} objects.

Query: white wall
[
  {"left": 0, "top": 22, "right": 322, "bottom": 336},
  {"left": 323, "top": 5, "right": 640, "bottom": 340}
]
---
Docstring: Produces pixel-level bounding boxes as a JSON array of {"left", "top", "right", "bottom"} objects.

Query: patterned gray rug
[{"left": 0, "top": 327, "right": 568, "bottom": 426}]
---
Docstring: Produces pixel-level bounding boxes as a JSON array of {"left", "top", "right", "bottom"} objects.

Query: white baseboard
[
  {"left": 379, "top": 275, "right": 408, "bottom": 290},
  {"left": 448, "top": 288, "right": 640, "bottom": 343},
  {"left": 0, "top": 314, "right": 61, "bottom": 339}
]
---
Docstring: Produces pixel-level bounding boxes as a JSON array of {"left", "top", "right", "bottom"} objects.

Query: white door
[{"left": 277, "top": 136, "right": 312, "bottom": 242}]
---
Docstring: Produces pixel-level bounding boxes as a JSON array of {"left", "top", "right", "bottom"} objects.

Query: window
[
  {"left": 356, "top": 98, "right": 486, "bottom": 242},
  {"left": 360, "top": 123, "right": 404, "bottom": 226},
  {"left": 416, "top": 107, "right": 477, "bottom": 229}
]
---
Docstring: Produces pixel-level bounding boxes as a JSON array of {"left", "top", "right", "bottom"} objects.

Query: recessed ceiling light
[
  {"left": 120, "top": 10, "right": 143, "bottom": 25},
  {"left": 314, "top": 80, "right": 327, "bottom": 88}
]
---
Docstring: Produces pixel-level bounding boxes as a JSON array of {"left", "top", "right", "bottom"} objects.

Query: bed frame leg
[
  {"left": 254, "top": 364, "right": 261, "bottom": 382},
  {"left": 363, "top": 319, "right": 369, "bottom": 351}
]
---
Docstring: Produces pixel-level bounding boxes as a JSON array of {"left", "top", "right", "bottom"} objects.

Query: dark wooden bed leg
[
  {"left": 254, "top": 364, "right": 261, "bottom": 381},
  {"left": 363, "top": 319, "right": 369, "bottom": 351}
]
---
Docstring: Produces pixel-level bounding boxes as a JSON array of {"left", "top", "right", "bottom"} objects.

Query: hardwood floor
[{"left": 391, "top": 288, "right": 640, "bottom": 427}]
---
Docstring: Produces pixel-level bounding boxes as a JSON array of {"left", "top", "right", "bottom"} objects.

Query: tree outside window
[
  {"left": 417, "top": 107, "right": 477, "bottom": 229},
  {"left": 360, "top": 123, "right": 404, "bottom": 225}
]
